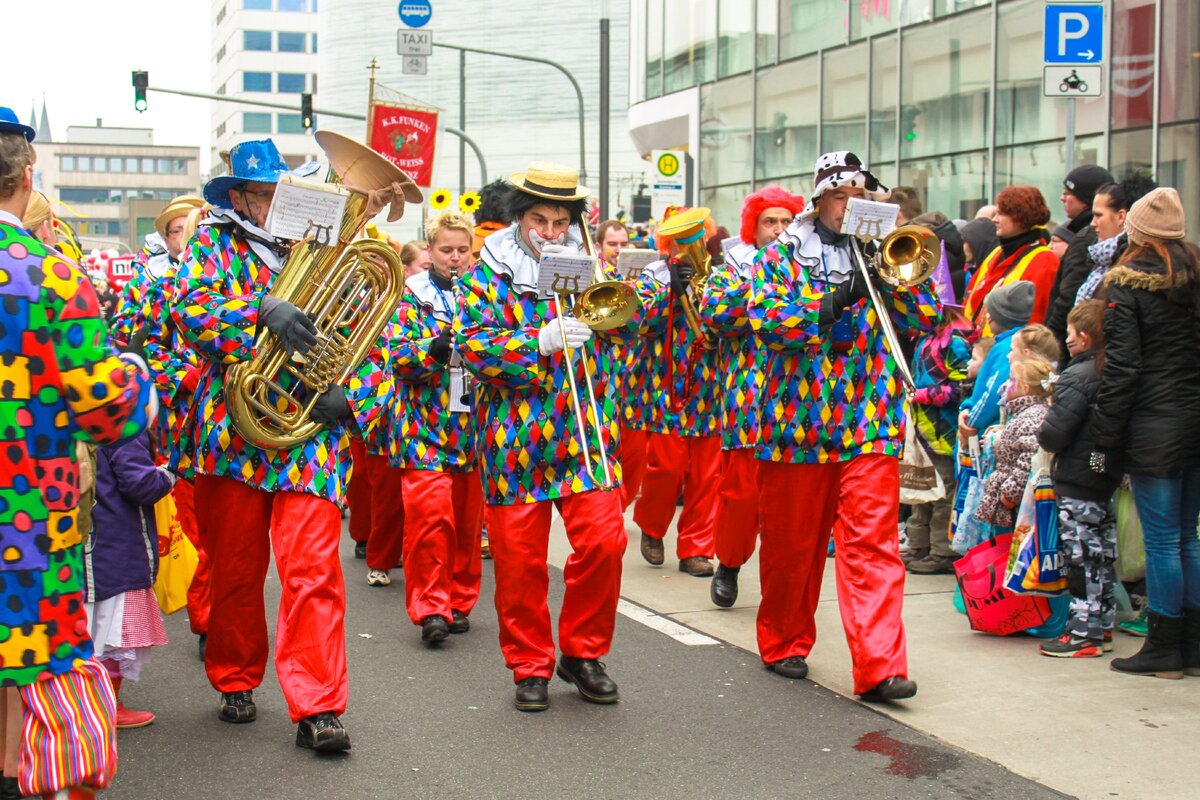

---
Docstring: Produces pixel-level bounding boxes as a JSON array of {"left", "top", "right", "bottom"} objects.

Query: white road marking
[{"left": 616, "top": 599, "right": 720, "bottom": 646}]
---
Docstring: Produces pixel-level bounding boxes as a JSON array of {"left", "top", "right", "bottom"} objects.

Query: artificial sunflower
[
  {"left": 458, "top": 191, "right": 481, "bottom": 215},
  {"left": 429, "top": 189, "right": 453, "bottom": 210}
]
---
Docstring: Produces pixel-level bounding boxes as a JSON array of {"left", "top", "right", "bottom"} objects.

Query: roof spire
[{"left": 37, "top": 96, "right": 52, "bottom": 142}]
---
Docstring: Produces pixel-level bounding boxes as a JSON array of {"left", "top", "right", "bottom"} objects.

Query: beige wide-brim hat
[
  {"left": 508, "top": 162, "right": 589, "bottom": 202},
  {"left": 155, "top": 195, "right": 205, "bottom": 239}
]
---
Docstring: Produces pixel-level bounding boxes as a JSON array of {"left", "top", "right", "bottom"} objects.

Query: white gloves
[{"left": 538, "top": 317, "right": 593, "bottom": 356}]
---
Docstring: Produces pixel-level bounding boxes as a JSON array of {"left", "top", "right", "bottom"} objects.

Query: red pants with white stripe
[
  {"left": 194, "top": 475, "right": 347, "bottom": 722},
  {"left": 632, "top": 433, "right": 720, "bottom": 559},
  {"left": 756, "top": 454, "right": 909, "bottom": 694},
  {"left": 713, "top": 448, "right": 760, "bottom": 569},
  {"left": 485, "top": 489, "right": 626, "bottom": 681},
  {"left": 620, "top": 423, "right": 648, "bottom": 511},
  {"left": 400, "top": 469, "right": 484, "bottom": 624},
  {"left": 363, "top": 453, "right": 405, "bottom": 572},
  {"left": 173, "top": 478, "right": 210, "bottom": 636}
]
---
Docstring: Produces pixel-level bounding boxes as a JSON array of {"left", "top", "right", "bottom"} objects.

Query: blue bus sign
[
  {"left": 398, "top": 0, "right": 432, "bottom": 28},
  {"left": 1044, "top": 4, "right": 1104, "bottom": 64}
]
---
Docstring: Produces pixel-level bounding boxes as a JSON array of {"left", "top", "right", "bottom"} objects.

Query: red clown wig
[{"left": 740, "top": 185, "right": 806, "bottom": 245}]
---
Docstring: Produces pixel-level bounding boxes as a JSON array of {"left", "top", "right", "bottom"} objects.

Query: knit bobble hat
[
  {"left": 984, "top": 280, "right": 1036, "bottom": 332},
  {"left": 1124, "top": 187, "right": 1186, "bottom": 244},
  {"left": 1062, "top": 164, "right": 1114, "bottom": 206}
]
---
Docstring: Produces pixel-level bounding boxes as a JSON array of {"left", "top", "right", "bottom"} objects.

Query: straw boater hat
[
  {"left": 154, "top": 195, "right": 205, "bottom": 239},
  {"left": 508, "top": 162, "right": 589, "bottom": 201}
]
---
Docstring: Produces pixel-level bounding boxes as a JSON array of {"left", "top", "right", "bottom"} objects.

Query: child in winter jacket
[
  {"left": 1036, "top": 300, "right": 1122, "bottom": 657},
  {"left": 84, "top": 432, "right": 176, "bottom": 729},
  {"left": 975, "top": 357, "right": 1054, "bottom": 531}
]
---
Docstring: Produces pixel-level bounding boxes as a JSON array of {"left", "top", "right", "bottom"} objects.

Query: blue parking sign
[{"left": 1044, "top": 4, "right": 1104, "bottom": 64}]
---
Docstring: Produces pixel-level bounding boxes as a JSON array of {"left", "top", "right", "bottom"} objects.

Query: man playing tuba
[
  {"left": 747, "top": 151, "right": 941, "bottom": 702},
  {"left": 171, "top": 139, "right": 395, "bottom": 752}
]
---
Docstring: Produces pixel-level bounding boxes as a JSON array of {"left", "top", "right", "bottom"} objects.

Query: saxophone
[{"left": 225, "top": 131, "right": 421, "bottom": 450}]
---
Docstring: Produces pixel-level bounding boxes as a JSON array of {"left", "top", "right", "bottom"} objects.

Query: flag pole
[{"left": 366, "top": 58, "right": 379, "bottom": 145}]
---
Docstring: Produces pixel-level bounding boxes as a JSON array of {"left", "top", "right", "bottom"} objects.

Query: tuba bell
[
  {"left": 876, "top": 224, "right": 940, "bottom": 287},
  {"left": 225, "top": 130, "right": 422, "bottom": 450}
]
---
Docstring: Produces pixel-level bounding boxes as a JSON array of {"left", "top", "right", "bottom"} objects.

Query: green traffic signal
[{"left": 132, "top": 71, "right": 149, "bottom": 113}]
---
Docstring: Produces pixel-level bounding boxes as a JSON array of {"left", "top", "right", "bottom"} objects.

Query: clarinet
[{"left": 449, "top": 262, "right": 474, "bottom": 408}]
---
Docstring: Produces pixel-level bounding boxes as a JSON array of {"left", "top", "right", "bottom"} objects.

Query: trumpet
[
  {"left": 654, "top": 207, "right": 713, "bottom": 345},
  {"left": 847, "top": 224, "right": 940, "bottom": 395}
]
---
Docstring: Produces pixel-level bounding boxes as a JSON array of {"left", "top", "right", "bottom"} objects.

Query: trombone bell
[{"left": 876, "top": 224, "right": 940, "bottom": 287}]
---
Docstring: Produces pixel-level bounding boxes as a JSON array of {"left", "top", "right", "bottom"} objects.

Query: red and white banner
[{"left": 369, "top": 103, "right": 438, "bottom": 188}]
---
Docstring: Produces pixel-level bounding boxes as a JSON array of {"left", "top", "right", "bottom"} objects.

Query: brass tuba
[
  {"left": 653, "top": 207, "right": 713, "bottom": 343},
  {"left": 225, "top": 131, "right": 421, "bottom": 450}
]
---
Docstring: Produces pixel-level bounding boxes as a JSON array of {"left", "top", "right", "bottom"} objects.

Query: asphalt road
[{"left": 108, "top": 525, "right": 1069, "bottom": 800}]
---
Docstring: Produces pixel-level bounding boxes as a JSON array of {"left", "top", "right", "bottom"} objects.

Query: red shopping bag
[{"left": 954, "top": 533, "right": 1054, "bottom": 636}]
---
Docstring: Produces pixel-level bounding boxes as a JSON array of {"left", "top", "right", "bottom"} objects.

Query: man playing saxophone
[{"left": 171, "top": 139, "right": 394, "bottom": 752}]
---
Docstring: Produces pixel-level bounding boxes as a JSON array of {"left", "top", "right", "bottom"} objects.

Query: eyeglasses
[{"left": 236, "top": 187, "right": 275, "bottom": 202}]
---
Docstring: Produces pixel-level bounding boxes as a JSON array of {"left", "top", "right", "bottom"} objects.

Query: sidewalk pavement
[{"left": 545, "top": 505, "right": 1199, "bottom": 800}]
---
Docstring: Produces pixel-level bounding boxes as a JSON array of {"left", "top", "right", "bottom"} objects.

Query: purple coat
[{"left": 84, "top": 434, "right": 175, "bottom": 603}]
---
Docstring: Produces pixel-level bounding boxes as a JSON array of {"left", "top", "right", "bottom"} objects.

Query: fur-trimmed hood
[{"left": 1104, "top": 263, "right": 1192, "bottom": 292}]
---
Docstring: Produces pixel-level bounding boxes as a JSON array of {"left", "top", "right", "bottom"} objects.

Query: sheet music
[
  {"left": 615, "top": 248, "right": 658, "bottom": 279},
  {"left": 840, "top": 197, "right": 900, "bottom": 240},
  {"left": 265, "top": 174, "right": 350, "bottom": 243},
  {"left": 537, "top": 252, "right": 595, "bottom": 297}
]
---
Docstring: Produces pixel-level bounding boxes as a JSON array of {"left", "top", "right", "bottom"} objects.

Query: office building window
[
  {"left": 645, "top": 0, "right": 663, "bottom": 99},
  {"left": 60, "top": 155, "right": 75, "bottom": 171},
  {"left": 59, "top": 188, "right": 111, "bottom": 204},
  {"left": 277, "top": 114, "right": 305, "bottom": 134},
  {"left": 244, "top": 0, "right": 271, "bottom": 9},
  {"left": 217, "top": 44, "right": 227, "bottom": 62},
  {"left": 756, "top": 0, "right": 778, "bottom": 68},
  {"left": 244, "top": 71, "right": 272, "bottom": 92},
  {"left": 75, "top": 156, "right": 91, "bottom": 171},
  {"left": 244, "top": 30, "right": 272, "bottom": 51},
  {"left": 756, "top": 54, "right": 820, "bottom": 183},
  {"left": 700, "top": 75, "right": 754, "bottom": 187},
  {"left": 217, "top": 122, "right": 227, "bottom": 138},
  {"left": 244, "top": 112, "right": 272, "bottom": 133},
  {"left": 311, "top": 32, "right": 318, "bottom": 53},
  {"left": 717, "top": 0, "right": 753, "bottom": 78},
  {"left": 277, "top": 73, "right": 306, "bottom": 93},
  {"left": 663, "top": 0, "right": 716, "bottom": 93},
  {"left": 278, "top": 0, "right": 308, "bottom": 11},
  {"left": 780, "top": 0, "right": 846, "bottom": 60},
  {"left": 93, "top": 156, "right": 111, "bottom": 173},
  {"left": 278, "top": 31, "right": 306, "bottom": 52},
  {"left": 126, "top": 157, "right": 140, "bottom": 173},
  {"left": 822, "top": 43, "right": 868, "bottom": 160},
  {"left": 216, "top": 5, "right": 226, "bottom": 24}
]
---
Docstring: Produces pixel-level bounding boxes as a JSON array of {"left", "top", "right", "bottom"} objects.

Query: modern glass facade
[{"left": 632, "top": 0, "right": 1200, "bottom": 234}]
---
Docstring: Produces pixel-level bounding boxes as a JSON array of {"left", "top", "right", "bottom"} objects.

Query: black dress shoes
[
  {"left": 296, "top": 712, "right": 351, "bottom": 752},
  {"left": 556, "top": 656, "right": 619, "bottom": 704},
  {"left": 710, "top": 564, "right": 740, "bottom": 607},
  {"left": 218, "top": 690, "right": 257, "bottom": 723},
  {"left": 514, "top": 677, "right": 549, "bottom": 712},
  {"left": 859, "top": 676, "right": 918, "bottom": 702},
  {"left": 353, "top": 541, "right": 367, "bottom": 559},
  {"left": 640, "top": 533, "right": 664, "bottom": 566},
  {"left": 421, "top": 615, "right": 450, "bottom": 644},
  {"left": 768, "top": 656, "right": 809, "bottom": 679},
  {"left": 448, "top": 610, "right": 470, "bottom": 634}
]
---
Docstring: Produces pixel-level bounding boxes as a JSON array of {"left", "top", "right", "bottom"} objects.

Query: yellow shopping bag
[{"left": 152, "top": 493, "right": 198, "bottom": 615}]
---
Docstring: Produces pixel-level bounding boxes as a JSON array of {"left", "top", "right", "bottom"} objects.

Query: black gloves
[
  {"left": 121, "top": 324, "right": 153, "bottom": 362},
  {"left": 311, "top": 385, "right": 351, "bottom": 425},
  {"left": 428, "top": 327, "right": 454, "bottom": 364},
  {"left": 668, "top": 256, "right": 695, "bottom": 297},
  {"left": 818, "top": 274, "right": 872, "bottom": 327},
  {"left": 260, "top": 295, "right": 318, "bottom": 356}
]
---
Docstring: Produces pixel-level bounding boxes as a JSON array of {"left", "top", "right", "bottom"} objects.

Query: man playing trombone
[
  {"left": 747, "top": 151, "right": 942, "bottom": 702},
  {"left": 457, "top": 162, "right": 639, "bottom": 712}
]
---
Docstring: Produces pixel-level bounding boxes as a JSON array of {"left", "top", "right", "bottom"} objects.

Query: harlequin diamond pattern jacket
[
  {"left": 748, "top": 238, "right": 942, "bottom": 464},
  {"left": 0, "top": 221, "right": 155, "bottom": 687},
  {"left": 170, "top": 221, "right": 393, "bottom": 505},
  {"left": 701, "top": 255, "right": 768, "bottom": 451}
]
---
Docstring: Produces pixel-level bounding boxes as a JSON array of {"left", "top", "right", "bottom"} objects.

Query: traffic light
[
  {"left": 901, "top": 104, "right": 921, "bottom": 142},
  {"left": 301, "top": 93, "right": 314, "bottom": 130},
  {"left": 132, "top": 71, "right": 149, "bottom": 113}
]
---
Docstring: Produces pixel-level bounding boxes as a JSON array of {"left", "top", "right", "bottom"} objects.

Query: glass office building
[{"left": 629, "top": 0, "right": 1199, "bottom": 234}]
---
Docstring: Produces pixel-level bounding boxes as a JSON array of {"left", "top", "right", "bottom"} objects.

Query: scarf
[
  {"left": 1076, "top": 233, "right": 1126, "bottom": 302},
  {"left": 998, "top": 228, "right": 1045, "bottom": 259}
]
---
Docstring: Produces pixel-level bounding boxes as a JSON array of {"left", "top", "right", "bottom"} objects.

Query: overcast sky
[{"left": 3, "top": 1, "right": 213, "bottom": 169}]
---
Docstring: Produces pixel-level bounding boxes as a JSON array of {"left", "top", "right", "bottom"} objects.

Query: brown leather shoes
[
  {"left": 679, "top": 556, "right": 714, "bottom": 577},
  {"left": 640, "top": 533, "right": 664, "bottom": 566}
]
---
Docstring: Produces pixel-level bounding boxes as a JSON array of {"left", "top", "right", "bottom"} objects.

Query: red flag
[{"left": 369, "top": 103, "right": 438, "bottom": 188}]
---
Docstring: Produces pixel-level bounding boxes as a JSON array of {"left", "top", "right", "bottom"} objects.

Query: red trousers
[
  {"left": 632, "top": 432, "right": 720, "bottom": 559},
  {"left": 173, "top": 478, "right": 210, "bottom": 635},
  {"left": 756, "top": 454, "right": 908, "bottom": 694},
  {"left": 363, "top": 453, "right": 405, "bottom": 572},
  {"left": 485, "top": 489, "right": 626, "bottom": 681},
  {"left": 347, "top": 438, "right": 372, "bottom": 544},
  {"left": 713, "top": 448, "right": 760, "bottom": 569},
  {"left": 401, "top": 469, "right": 484, "bottom": 624},
  {"left": 620, "top": 424, "right": 648, "bottom": 511},
  {"left": 194, "top": 475, "right": 348, "bottom": 722}
]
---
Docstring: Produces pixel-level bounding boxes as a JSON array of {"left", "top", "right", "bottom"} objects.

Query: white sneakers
[{"left": 366, "top": 569, "right": 391, "bottom": 587}]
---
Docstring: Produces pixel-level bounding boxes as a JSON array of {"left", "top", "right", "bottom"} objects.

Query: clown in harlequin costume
[
  {"left": 0, "top": 106, "right": 157, "bottom": 800},
  {"left": 388, "top": 211, "right": 484, "bottom": 644},
  {"left": 457, "top": 163, "right": 639, "bottom": 712},
  {"left": 631, "top": 207, "right": 722, "bottom": 578},
  {"left": 702, "top": 186, "right": 804, "bottom": 608},
  {"left": 748, "top": 151, "right": 941, "bottom": 702},
  {"left": 171, "top": 139, "right": 395, "bottom": 751}
]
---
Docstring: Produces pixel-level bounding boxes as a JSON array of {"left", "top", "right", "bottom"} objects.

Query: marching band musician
[
  {"left": 172, "top": 139, "right": 394, "bottom": 751},
  {"left": 389, "top": 210, "right": 483, "bottom": 644},
  {"left": 457, "top": 162, "right": 635, "bottom": 713},
  {"left": 748, "top": 151, "right": 941, "bottom": 702},
  {"left": 632, "top": 207, "right": 721, "bottom": 578},
  {"left": 702, "top": 186, "right": 805, "bottom": 607}
]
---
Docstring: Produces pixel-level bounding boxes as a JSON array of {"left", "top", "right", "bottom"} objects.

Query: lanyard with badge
[{"left": 434, "top": 278, "right": 473, "bottom": 414}]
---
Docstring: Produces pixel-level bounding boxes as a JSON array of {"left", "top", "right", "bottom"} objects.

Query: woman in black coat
[{"left": 1090, "top": 188, "right": 1200, "bottom": 679}]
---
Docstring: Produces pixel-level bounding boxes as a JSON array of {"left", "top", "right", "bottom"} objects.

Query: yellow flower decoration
[
  {"left": 458, "top": 191, "right": 481, "bottom": 215},
  {"left": 429, "top": 189, "right": 452, "bottom": 210}
]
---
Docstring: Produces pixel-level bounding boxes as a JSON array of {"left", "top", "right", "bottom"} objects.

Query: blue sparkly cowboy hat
[
  {"left": 203, "top": 138, "right": 320, "bottom": 207},
  {"left": 0, "top": 107, "right": 36, "bottom": 141}
]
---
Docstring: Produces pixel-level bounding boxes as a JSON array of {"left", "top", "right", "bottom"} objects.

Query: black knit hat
[{"left": 1062, "top": 164, "right": 1114, "bottom": 206}]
